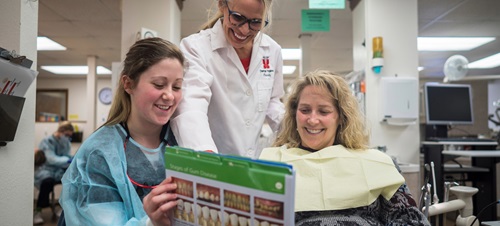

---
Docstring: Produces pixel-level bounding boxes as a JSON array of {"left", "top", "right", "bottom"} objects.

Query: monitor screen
[
  {"left": 424, "top": 83, "right": 473, "bottom": 125},
  {"left": 0, "top": 94, "right": 25, "bottom": 142}
]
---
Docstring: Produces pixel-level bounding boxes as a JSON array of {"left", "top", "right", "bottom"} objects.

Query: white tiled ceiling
[{"left": 36, "top": 0, "right": 500, "bottom": 81}]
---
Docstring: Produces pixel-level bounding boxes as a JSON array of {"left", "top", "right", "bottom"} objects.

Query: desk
[
  {"left": 422, "top": 141, "right": 499, "bottom": 223},
  {"left": 443, "top": 150, "right": 500, "bottom": 157}
]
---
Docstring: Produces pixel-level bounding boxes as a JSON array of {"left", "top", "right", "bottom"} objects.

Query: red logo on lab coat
[
  {"left": 260, "top": 56, "right": 274, "bottom": 78},
  {"left": 262, "top": 57, "right": 270, "bottom": 69}
]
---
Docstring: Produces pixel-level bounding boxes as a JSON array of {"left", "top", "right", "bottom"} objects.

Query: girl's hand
[{"left": 143, "top": 177, "right": 178, "bottom": 226}]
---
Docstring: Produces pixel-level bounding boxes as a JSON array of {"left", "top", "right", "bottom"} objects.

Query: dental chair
[{"left": 423, "top": 185, "right": 479, "bottom": 226}]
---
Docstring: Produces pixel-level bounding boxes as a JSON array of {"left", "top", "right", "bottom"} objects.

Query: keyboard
[{"left": 427, "top": 137, "right": 497, "bottom": 142}]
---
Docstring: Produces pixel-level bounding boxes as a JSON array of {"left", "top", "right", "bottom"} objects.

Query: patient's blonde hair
[{"left": 273, "top": 70, "right": 369, "bottom": 150}]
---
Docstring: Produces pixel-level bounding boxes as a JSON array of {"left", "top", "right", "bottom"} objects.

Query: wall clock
[{"left": 98, "top": 87, "right": 112, "bottom": 105}]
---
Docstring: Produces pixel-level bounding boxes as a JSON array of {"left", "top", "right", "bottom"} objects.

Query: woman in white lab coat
[{"left": 171, "top": 0, "right": 284, "bottom": 157}]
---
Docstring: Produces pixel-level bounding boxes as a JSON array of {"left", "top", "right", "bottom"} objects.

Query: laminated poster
[{"left": 165, "top": 146, "right": 296, "bottom": 226}]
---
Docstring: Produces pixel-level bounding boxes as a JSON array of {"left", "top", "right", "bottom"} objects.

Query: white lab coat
[{"left": 171, "top": 19, "right": 285, "bottom": 158}]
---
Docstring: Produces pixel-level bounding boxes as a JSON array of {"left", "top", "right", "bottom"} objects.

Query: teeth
[
  {"left": 233, "top": 31, "right": 247, "bottom": 40},
  {"left": 156, "top": 105, "right": 171, "bottom": 110},
  {"left": 306, "top": 128, "right": 322, "bottom": 134}
]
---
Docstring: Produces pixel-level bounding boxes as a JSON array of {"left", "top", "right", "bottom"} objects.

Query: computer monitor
[
  {"left": 424, "top": 83, "right": 474, "bottom": 125},
  {"left": 0, "top": 94, "right": 26, "bottom": 144}
]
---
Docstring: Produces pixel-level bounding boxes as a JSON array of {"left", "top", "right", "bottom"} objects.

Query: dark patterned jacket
[{"left": 295, "top": 177, "right": 430, "bottom": 225}]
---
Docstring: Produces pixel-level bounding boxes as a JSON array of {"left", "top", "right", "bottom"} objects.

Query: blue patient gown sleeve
[{"left": 59, "top": 125, "right": 149, "bottom": 226}]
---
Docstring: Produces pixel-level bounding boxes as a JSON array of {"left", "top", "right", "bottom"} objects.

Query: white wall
[
  {"left": 353, "top": 1, "right": 420, "bottom": 164},
  {"left": 488, "top": 79, "right": 500, "bottom": 131},
  {"left": 488, "top": 80, "right": 500, "bottom": 217},
  {"left": 121, "top": 0, "right": 181, "bottom": 59},
  {"left": 0, "top": 1, "right": 38, "bottom": 225}
]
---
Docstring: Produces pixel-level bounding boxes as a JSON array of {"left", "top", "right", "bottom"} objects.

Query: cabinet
[{"left": 421, "top": 141, "right": 499, "bottom": 222}]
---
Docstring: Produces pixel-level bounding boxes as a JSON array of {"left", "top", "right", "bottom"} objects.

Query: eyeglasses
[
  {"left": 123, "top": 137, "right": 158, "bottom": 189},
  {"left": 225, "top": 0, "right": 268, "bottom": 31}
]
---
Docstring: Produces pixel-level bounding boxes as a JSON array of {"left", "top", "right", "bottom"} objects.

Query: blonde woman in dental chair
[{"left": 260, "top": 70, "right": 431, "bottom": 225}]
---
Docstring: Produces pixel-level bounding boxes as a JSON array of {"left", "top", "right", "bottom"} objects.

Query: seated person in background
[
  {"left": 259, "top": 70, "right": 430, "bottom": 225},
  {"left": 34, "top": 121, "right": 74, "bottom": 224},
  {"left": 59, "top": 37, "right": 183, "bottom": 226},
  {"left": 34, "top": 148, "right": 46, "bottom": 168}
]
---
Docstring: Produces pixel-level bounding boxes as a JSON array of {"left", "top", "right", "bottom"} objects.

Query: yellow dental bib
[{"left": 259, "top": 145, "right": 405, "bottom": 212}]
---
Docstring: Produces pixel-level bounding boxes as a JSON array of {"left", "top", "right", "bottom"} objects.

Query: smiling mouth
[
  {"left": 305, "top": 128, "right": 323, "bottom": 134},
  {"left": 155, "top": 104, "right": 171, "bottom": 110},
  {"left": 232, "top": 29, "right": 248, "bottom": 41}
]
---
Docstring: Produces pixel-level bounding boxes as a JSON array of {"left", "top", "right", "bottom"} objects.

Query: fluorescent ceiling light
[
  {"left": 468, "top": 53, "right": 500, "bottom": 69},
  {"left": 282, "top": 48, "right": 301, "bottom": 60},
  {"left": 37, "top": 37, "right": 67, "bottom": 51},
  {"left": 41, "top": 66, "right": 112, "bottom": 75},
  {"left": 283, "top": 65, "right": 296, "bottom": 75},
  {"left": 418, "top": 66, "right": 424, "bottom": 71},
  {"left": 417, "top": 37, "right": 495, "bottom": 51}
]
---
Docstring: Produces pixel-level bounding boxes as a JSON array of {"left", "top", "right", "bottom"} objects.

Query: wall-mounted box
[
  {"left": 0, "top": 94, "right": 26, "bottom": 145},
  {"left": 380, "top": 77, "right": 418, "bottom": 126},
  {"left": 0, "top": 56, "right": 38, "bottom": 146}
]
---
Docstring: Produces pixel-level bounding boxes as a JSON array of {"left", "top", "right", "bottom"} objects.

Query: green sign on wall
[
  {"left": 309, "top": 0, "right": 346, "bottom": 9},
  {"left": 301, "top": 9, "right": 330, "bottom": 32}
]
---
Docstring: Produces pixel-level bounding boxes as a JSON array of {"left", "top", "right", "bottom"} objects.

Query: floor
[
  {"left": 34, "top": 206, "right": 60, "bottom": 226},
  {"left": 34, "top": 184, "right": 63, "bottom": 225}
]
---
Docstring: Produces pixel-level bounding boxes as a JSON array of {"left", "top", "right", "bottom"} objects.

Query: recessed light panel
[
  {"left": 41, "top": 66, "right": 112, "bottom": 75},
  {"left": 418, "top": 37, "right": 495, "bottom": 51},
  {"left": 468, "top": 53, "right": 500, "bottom": 69},
  {"left": 37, "top": 37, "right": 66, "bottom": 51}
]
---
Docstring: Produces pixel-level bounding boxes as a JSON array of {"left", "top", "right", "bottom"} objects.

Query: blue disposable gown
[
  {"left": 59, "top": 124, "right": 168, "bottom": 225},
  {"left": 34, "top": 134, "right": 72, "bottom": 189}
]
